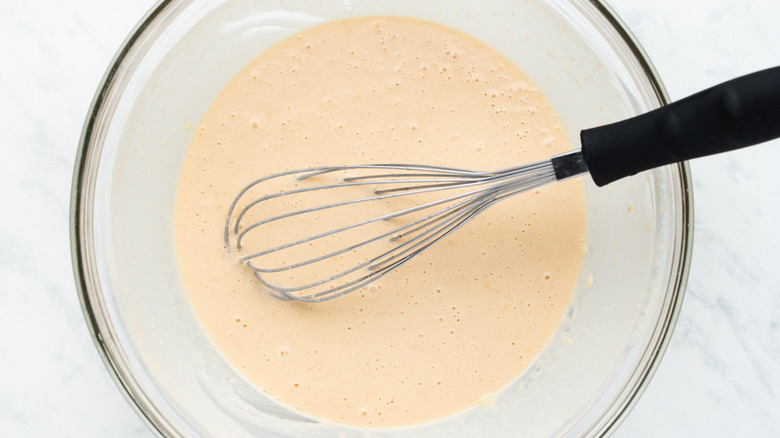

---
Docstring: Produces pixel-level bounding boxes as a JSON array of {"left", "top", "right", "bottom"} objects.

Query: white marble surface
[{"left": 1, "top": 0, "right": 779, "bottom": 436}]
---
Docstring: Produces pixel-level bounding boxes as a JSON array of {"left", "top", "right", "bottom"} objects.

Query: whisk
[{"left": 225, "top": 67, "right": 780, "bottom": 303}]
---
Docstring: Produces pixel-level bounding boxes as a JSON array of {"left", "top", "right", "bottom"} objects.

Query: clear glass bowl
[{"left": 71, "top": 0, "right": 692, "bottom": 436}]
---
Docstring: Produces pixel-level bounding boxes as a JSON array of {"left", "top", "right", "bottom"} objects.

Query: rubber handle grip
[{"left": 580, "top": 66, "right": 780, "bottom": 187}]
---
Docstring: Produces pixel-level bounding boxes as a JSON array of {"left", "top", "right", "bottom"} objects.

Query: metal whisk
[{"left": 224, "top": 67, "right": 780, "bottom": 303}]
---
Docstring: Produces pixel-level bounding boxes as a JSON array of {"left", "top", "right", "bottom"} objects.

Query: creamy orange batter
[{"left": 174, "top": 16, "right": 585, "bottom": 428}]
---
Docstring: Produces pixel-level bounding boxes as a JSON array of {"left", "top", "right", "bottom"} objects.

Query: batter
[{"left": 174, "top": 16, "right": 586, "bottom": 427}]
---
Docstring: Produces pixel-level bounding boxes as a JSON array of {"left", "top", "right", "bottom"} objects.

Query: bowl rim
[
  {"left": 70, "top": 1, "right": 693, "bottom": 436},
  {"left": 70, "top": 2, "right": 185, "bottom": 435}
]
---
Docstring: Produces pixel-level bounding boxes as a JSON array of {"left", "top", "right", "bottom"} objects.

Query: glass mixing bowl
[{"left": 71, "top": 0, "right": 692, "bottom": 436}]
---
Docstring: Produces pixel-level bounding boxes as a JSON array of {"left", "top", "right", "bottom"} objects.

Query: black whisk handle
[{"left": 580, "top": 66, "right": 780, "bottom": 187}]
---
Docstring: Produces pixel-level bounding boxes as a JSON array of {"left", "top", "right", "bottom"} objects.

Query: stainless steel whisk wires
[
  {"left": 224, "top": 159, "right": 561, "bottom": 302},
  {"left": 223, "top": 67, "right": 780, "bottom": 303}
]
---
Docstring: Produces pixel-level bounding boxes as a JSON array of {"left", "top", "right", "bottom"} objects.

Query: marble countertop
[{"left": 1, "top": 0, "right": 778, "bottom": 436}]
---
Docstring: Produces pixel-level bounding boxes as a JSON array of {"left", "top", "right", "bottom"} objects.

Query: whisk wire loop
[{"left": 225, "top": 160, "right": 560, "bottom": 302}]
